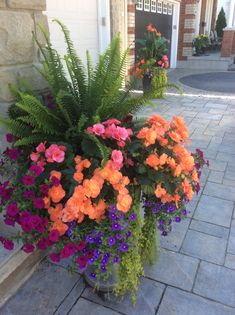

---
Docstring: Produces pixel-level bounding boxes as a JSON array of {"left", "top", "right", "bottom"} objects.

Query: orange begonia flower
[
  {"left": 50, "top": 220, "right": 68, "bottom": 236},
  {"left": 73, "top": 172, "right": 84, "bottom": 182},
  {"left": 117, "top": 194, "right": 132, "bottom": 213},
  {"left": 83, "top": 178, "right": 102, "bottom": 198},
  {"left": 182, "top": 178, "right": 193, "bottom": 200},
  {"left": 43, "top": 197, "right": 51, "bottom": 209},
  {"left": 168, "top": 131, "right": 182, "bottom": 143},
  {"left": 48, "top": 184, "right": 66, "bottom": 203},
  {"left": 155, "top": 184, "right": 167, "bottom": 198},
  {"left": 173, "top": 164, "right": 182, "bottom": 177},
  {"left": 48, "top": 203, "right": 63, "bottom": 222},
  {"left": 146, "top": 154, "right": 159, "bottom": 169},
  {"left": 159, "top": 153, "right": 168, "bottom": 165},
  {"left": 192, "top": 169, "right": 199, "bottom": 183}
]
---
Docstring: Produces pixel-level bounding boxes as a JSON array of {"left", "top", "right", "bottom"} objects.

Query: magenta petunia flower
[
  {"left": 76, "top": 255, "right": 88, "bottom": 269},
  {"left": 29, "top": 165, "right": 43, "bottom": 176},
  {"left": 6, "top": 148, "right": 19, "bottom": 160},
  {"left": 37, "top": 238, "right": 48, "bottom": 250},
  {"left": 40, "top": 184, "right": 49, "bottom": 196},
  {"left": 49, "top": 230, "right": 60, "bottom": 243},
  {"left": 6, "top": 133, "right": 14, "bottom": 143},
  {"left": 7, "top": 202, "right": 19, "bottom": 217},
  {"left": 4, "top": 217, "right": 15, "bottom": 226},
  {"left": 21, "top": 222, "right": 33, "bottom": 233},
  {"left": 49, "top": 252, "right": 61, "bottom": 262},
  {"left": 22, "top": 175, "right": 35, "bottom": 186},
  {"left": 22, "top": 244, "right": 35, "bottom": 253},
  {"left": 29, "top": 215, "right": 42, "bottom": 229},
  {"left": 33, "top": 198, "right": 45, "bottom": 209},
  {"left": 3, "top": 239, "right": 14, "bottom": 250},
  {"left": 23, "top": 190, "right": 35, "bottom": 199},
  {"left": 77, "top": 240, "right": 86, "bottom": 251}
]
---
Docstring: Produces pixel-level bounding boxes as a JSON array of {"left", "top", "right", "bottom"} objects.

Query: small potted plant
[
  {"left": 192, "top": 34, "right": 209, "bottom": 55},
  {"left": 130, "top": 24, "right": 169, "bottom": 98}
]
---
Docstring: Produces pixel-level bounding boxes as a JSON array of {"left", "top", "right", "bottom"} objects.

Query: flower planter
[
  {"left": 142, "top": 73, "right": 152, "bottom": 94},
  {"left": 84, "top": 265, "right": 118, "bottom": 293}
]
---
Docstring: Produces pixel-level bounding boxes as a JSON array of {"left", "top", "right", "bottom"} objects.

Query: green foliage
[
  {"left": 140, "top": 209, "right": 160, "bottom": 265},
  {"left": 136, "top": 29, "right": 168, "bottom": 62},
  {"left": 114, "top": 199, "right": 144, "bottom": 303},
  {"left": 151, "top": 68, "right": 168, "bottom": 98},
  {"left": 0, "top": 20, "right": 154, "bottom": 148},
  {"left": 216, "top": 7, "right": 227, "bottom": 37}
]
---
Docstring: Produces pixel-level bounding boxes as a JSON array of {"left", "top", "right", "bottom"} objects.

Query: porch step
[
  {"left": 0, "top": 221, "right": 43, "bottom": 307},
  {"left": 177, "top": 57, "right": 234, "bottom": 71}
]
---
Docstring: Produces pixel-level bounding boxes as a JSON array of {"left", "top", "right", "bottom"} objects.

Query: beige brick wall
[{"left": 0, "top": 0, "right": 48, "bottom": 103}]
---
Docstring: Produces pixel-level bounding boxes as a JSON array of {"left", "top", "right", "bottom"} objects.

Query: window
[
  {"left": 136, "top": 0, "right": 143, "bottom": 10},
  {"left": 151, "top": 0, "right": 157, "bottom": 12},
  {"left": 163, "top": 2, "right": 168, "bottom": 14},
  {"left": 157, "top": 1, "right": 162, "bottom": 13},
  {"left": 168, "top": 3, "right": 173, "bottom": 15},
  {"left": 144, "top": 0, "right": 150, "bottom": 12}
]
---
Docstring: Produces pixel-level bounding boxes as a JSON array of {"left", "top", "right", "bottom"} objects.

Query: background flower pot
[{"left": 142, "top": 73, "right": 152, "bottom": 94}]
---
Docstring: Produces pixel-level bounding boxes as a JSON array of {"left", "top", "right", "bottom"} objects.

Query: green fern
[{"left": 0, "top": 20, "right": 155, "bottom": 149}]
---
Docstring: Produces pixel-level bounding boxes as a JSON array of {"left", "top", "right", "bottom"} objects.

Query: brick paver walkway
[{"left": 1, "top": 92, "right": 235, "bottom": 315}]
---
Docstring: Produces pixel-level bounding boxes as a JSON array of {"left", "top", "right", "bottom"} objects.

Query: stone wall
[
  {"left": 0, "top": 0, "right": 48, "bottom": 103},
  {"left": 0, "top": 0, "right": 48, "bottom": 147}
]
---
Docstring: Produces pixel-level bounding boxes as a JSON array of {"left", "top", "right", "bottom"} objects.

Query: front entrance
[{"left": 135, "top": 1, "right": 173, "bottom": 64}]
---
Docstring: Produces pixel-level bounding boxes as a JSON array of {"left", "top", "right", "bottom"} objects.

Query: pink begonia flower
[
  {"left": 36, "top": 142, "right": 46, "bottom": 153},
  {"left": 162, "top": 55, "right": 168, "bottom": 61},
  {"left": 92, "top": 124, "right": 105, "bottom": 136},
  {"left": 30, "top": 152, "right": 40, "bottom": 162},
  {"left": 117, "top": 141, "right": 126, "bottom": 147},
  {"left": 111, "top": 150, "right": 123, "bottom": 170},
  {"left": 104, "top": 124, "right": 117, "bottom": 138},
  {"left": 45, "top": 144, "right": 66, "bottom": 163},
  {"left": 113, "top": 126, "right": 129, "bottom": 141},
  {"left": 158, "top": 60, "right": 163, "bottom": 65},
  {"left": 87, "top": 127, "right": 94, "bottom": 134},
  {"left": 103, "top": 119, "right": 121, "bottom": 125}
]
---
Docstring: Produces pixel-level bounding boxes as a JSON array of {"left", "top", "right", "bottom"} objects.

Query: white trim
[
  {"left": 151, "top": 0, "right": 157, "bottom": 12},
  {"left": 97, "top": 0, "right": 111, "bottom": 53},
  {"left": 170, "top": 0, "right": 180, "bottom": 68},
  {"left": 136, "top": 0, "right": 143, "bottom": 10},
  {"left": 163, "top": 2, "right": 168, "bottom": 14},
  {"left": 157, "top": 1, "right": 162, "bottom": 13},
  {"left": 195, "top": 0, "right": 202, "bottom": 35},
  {"left": 144, "top": 0, "right": 151, "bottom": 11},
  {"left": 228, "top": 0, "right": 235, "bottom": 27},
  {"left": 168, "top": 3, "right": 173, "bottom": 15}
]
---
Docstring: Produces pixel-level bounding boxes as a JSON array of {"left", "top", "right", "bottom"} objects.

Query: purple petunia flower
[
  {"left": 109, "top": 212, "right": 117, "bottom": 220},
  {"left": 113, "top": 255, "right": 120, "bottom": 264},
  {"left": 108, "top": 236, "right": 116, "bottom": 246},
  {"left": 100, "top": 265, "right": 107, "bottom": 273},
  {"left": 33, "top": 197, "right": 45, "bottom": 209},
  {"left": 182, "top": 209, "right": 187, "bottom": 216},
  {"left": 115, "top": 233, "right": 123, "bottom": 240},
  {"left": 162, "top": 231, "right": 168, "bottom": 236},
  {"left": 129, "top": 213, "right": 136, "bottom": 221},
  {"left": 22, "top": 175, "right": 35, "bottom": 186},
  {"left": 86, "top": 235, "right": 94, "bottom": 244},
  {"left": 112, "top": 222, "right": 121, "bottom": 231},
  {"left": 90, "top": 272, "right": 96, "bottom": 279},
  {"left": 175, "top": 216, "right": 181, "bottom": 223},
  {"left": 126, "top": 231, "right": 132, "bottom": 238},
  {"left": 94, "top": 248, "right": 102, "bottom": 258},
  {"left": 119, "top": 243, "right": 129, "bottom": 252}
]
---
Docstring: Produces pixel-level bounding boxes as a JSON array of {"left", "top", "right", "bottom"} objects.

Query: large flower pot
[
  {"left": 142, "top": 73, "right": 152, "bottom": 94},
  {"left": 83, "top": 265, "right": 118, "bottom": 293}
]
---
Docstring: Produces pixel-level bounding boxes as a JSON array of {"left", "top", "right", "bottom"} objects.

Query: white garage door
[{"left": 46, "top": 0, "right": 100, "bottom": 65}]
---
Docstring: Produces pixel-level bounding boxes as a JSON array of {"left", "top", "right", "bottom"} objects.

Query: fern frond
[
  {"left": 14, "top": 134, "right": 52, "bottom": 147},
  {"left": 0, "top": 117, "right": 31, "bottom": 138}
]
